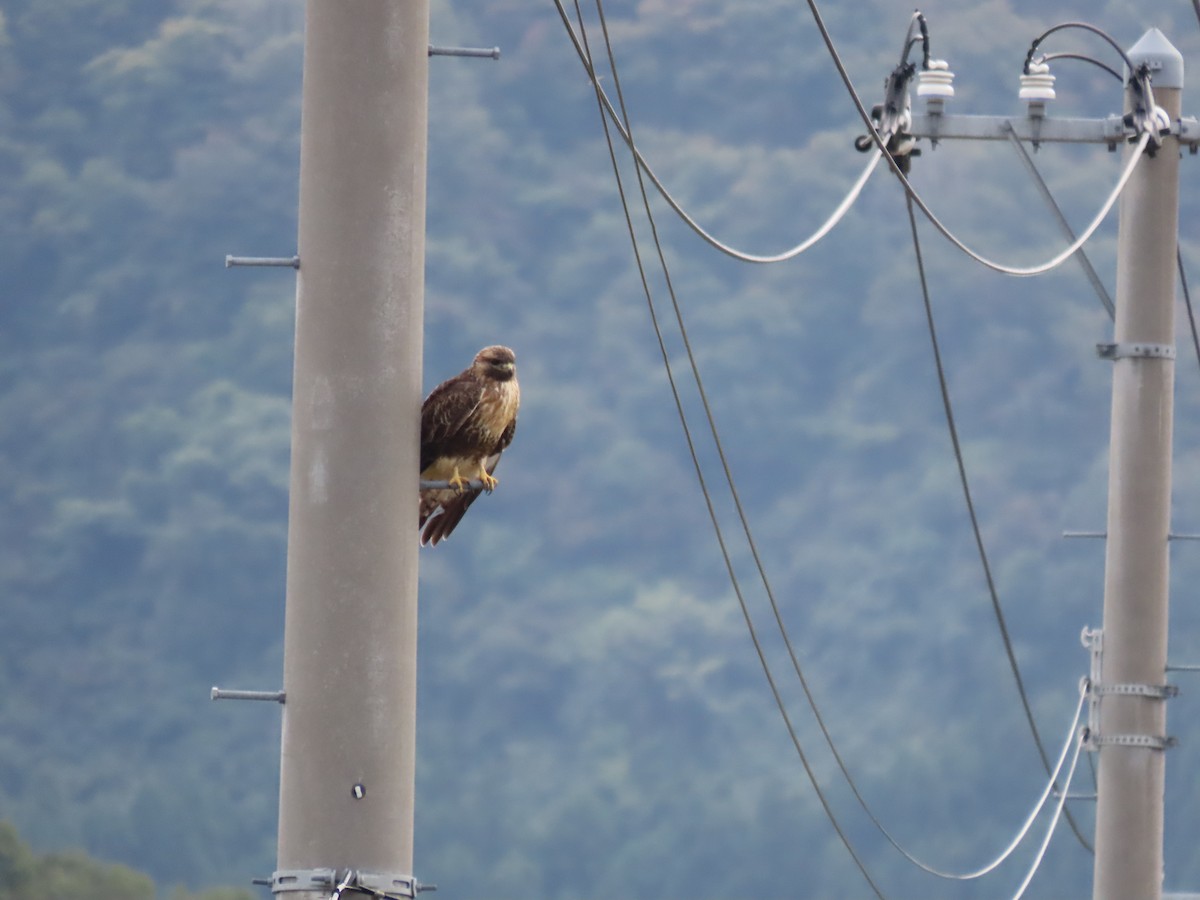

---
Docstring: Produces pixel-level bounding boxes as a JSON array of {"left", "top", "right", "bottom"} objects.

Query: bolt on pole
[
  {"left": 276, "top": 0, "right": 429, "bottom": 893},
  {"left": 1092, "top": 28, "right": 1183, "bottom": 900}
]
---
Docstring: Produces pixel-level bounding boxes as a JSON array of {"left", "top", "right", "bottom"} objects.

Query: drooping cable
[
  {"left": 840, "top": 674, "right": 1085, "bottom": 881},
  {"left": 1022, "top": 22, "right": 1134, "bottom": 78},
  {"left": 568, "top": 2, "right": 887, "bottom": 896},
  {"left": 900, "top": 682, "right": 1084, "bottom": 881},
  {"left": 1003, "top": 123, "right": 1115, "bottom": 319},
  {"left": 1039, "top": 51, "right": 1122, "bottom": 83},
  {"left": 802, "top": 0, "right": 1110, "bottom": 852},
  {"left": 1008, "top": 726, "right": 1086, "bottom": 900},
  {"left": 904, "top": 190, "right": 1094, "bottom": 853},
  {"left": 563, "top": 0, "right": 1105, "bottom": 874},
  {"left": 577, "top": 0, "right": 950, "bottom": 885},
  {"left": 579, "top": 2, "right": 1099, "bottom": 886},
  {"left": 802, "top": 0, "right": 1151, "bottom": 278},
  {"left": 551, "top": 2, "right": 885, "bottom": 264}
]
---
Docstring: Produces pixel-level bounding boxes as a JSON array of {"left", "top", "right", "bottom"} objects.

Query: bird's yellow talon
[
  {"left": 479, "top": 470, "right": 498, "bottom": 492},
  {"left": 448, "top": 468, "right": 468, "bottom": 493}
]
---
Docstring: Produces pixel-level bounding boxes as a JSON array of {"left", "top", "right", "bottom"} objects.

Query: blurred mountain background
[{"left": 3, "top": 0, "right": 1200, "bottom": 897}]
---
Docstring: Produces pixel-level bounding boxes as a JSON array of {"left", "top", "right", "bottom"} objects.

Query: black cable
[
  {"left": 803, "top": 0, "right": 1096, "bottom": 853},
  {"left": 1179, "top": 247, "right": 1200, "bottom": 374},
  {"left": 1023, "top": 22, "right": 1135, "bottom": 78},
  {"left": 1003, "top": 123, "right": 1115, "bottom": 320},
  {"left": 569, "top": 2, "right": 888, "bottom": 895},
  {"left": 1039, "top": 51, "right": 1123, "bottom": 83},
  {"left": 902, "top": 190, "right": 1094, "bottom": 854},
  {"left": 588, "top": 0, "right": 940, "bottom": 883}
]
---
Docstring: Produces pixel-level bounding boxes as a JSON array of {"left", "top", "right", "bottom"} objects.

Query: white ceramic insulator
[
  {"left": 917, "top": 62, "right": 955, "bottom": 99},
  {"left": 1019, "top": 67, "right": 1056, "bottom": 101}
]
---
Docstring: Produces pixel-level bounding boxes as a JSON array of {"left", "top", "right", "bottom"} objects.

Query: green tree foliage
[
  {"left": 0, "top": 820, "right": 154, "bottom": 900},
  {"left": 0, "top": 820, "right": 254, "bottom": 900}
]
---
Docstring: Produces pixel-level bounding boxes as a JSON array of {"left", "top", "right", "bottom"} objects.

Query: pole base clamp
[{"left": 271, "top": 869, "right": 436, "bottom": 897}]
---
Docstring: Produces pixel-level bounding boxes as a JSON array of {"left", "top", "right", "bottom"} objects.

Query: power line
[
  {"left": 1008, "top": 726, "right": 1087, "bottom": 900},
  {"left": 1039, "top": 51, "right": 1122, "bottom": 83},
  {"left": 552, "top": 4, "right": 884, "bottom": 264},
  {"left": 904, "top": 186, "right": 1095, "bottom": 854},
  {"left": 802, "top": 0, "right": 1152, "bottom": 278},
  {"left": 1179, "top": 249, "right": 1200, "bottom": 375},
  {"left": 567, "top": 1, "right": 888, "bottom": 896},
  {"left": 574, "top": 1, "right": 967, "bottom": 888},
  {"left": 801, "top": 0, "right": 1129, "bottom": 854},
  {"left": 1022, "top": 21, "right": 1135, "bottom": 77},
  {"left": 1003, "top": 123, "right": 1115, "bottom": 319},
  {"left": 563, "top": 0, "right": 1114, "bottom": 877}
]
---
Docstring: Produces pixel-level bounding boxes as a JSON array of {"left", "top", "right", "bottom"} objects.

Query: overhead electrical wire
[
  {"left": 552, "top": 3, "right": 885, "bottom": 264},
  {"left": 905, "top": 186, "right": 1099, "bottom": 854},
  {"left": 1179, "top": 249, "right": 1200, "bottom": 373},
  {"left": 800, "top": 0, "right": 1162, "bottom": 854},
  {"left": 566, "top": 1, "right": 888, "bottom": 896},
  {"left": 1022, "top": 21, "right": 1135, "bottom": 77},
  {"left": 559, "top": 0, "right": 1124, "bottom": 880},
  {"left": 561, "top": 2, "right": 1107, "bottom": 891},
  {"left": 1039, "top": 51, "right": 1122, "bottom": 83},
  {"left": 1007, "top": 725, "right": 1086, "bottom": 900},
  {"left": 570, "top": 2, "right": 946, "bottom": 889},
  {"left": 1184, "top": 6, "right": 1200, "bottom": 378},
  {"left": 802, "top": 0, "right": 1152, "bottom": 279},
  {"left": 1003, "top": 124, "right": 1115, "bottom": 319},
  {"left": 1045, "top": 40, "right": 1200, "bottom": 363}
]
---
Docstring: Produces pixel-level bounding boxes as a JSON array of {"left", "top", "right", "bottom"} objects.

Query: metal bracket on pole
[
  {"left": 1095, "top": 342, "right": 1176, "bottom": 360},
  {"left": 1064, "top": 530, "right": 1200, "bottom": 540},
  {"left": 271, "top": 868, "right": 435, "bottom": 897},
  {"left": 1082, "top": 627, "right": 1103, "bottom": 749},
  {"left": 1085, "top": 732, "right": 1177, "bottom": 751},
  {"left": 225, "top": 254, "right": 301, "bottom": 269},
  {"left": 1080, "top": 627, "right": 1178, "bottom": 751},
  {"left": 1090, "top": 682, "right": 1179, "bottom": 700},
  {"left": 211, "top": 686, "right": 286, "bottom": 703},
  {"left": 428, "top": 44, "right": 500, "bottom": 60}
]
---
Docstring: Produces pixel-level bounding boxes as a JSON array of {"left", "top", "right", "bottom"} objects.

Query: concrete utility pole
[
  {"left": 274, "top": 1, "right": 430, "bottom": 897},
  {"left": 903, "top": 24, "right": 1193, "bottom": 899},
  {"left": 1092, "top": 29, "right": 1183, "bottom": 900}
]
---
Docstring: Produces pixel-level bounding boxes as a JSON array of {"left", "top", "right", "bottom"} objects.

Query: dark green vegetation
[
  {"left": 4, "top": 0, "right": 1200, "bottom": 897},
  {"left": 0, "top": 820, "right": 252, "bottom": 900}
]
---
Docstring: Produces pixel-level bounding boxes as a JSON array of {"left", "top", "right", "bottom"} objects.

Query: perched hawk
[{"left": 418, "top": 345, "right": 520, "bottom": 546}]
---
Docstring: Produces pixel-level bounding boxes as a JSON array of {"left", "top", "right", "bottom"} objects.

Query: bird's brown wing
[
  {"left": 419, "top": 452, "right": 502, "bottom": 546},
  {"left": 420, "top": 372, "right": 484, "bottom": 473}
]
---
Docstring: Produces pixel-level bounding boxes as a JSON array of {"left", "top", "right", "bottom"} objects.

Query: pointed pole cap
[{"left": 1126, "top": 28, "right": 1184, "bottom": 89}]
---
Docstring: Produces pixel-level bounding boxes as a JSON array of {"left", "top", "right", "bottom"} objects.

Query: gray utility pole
[
  {"left": 904, "top": 27, "right": 1189, "bottom": 900},
  {"left": 273, "top": 1, "right": 430, "bottom": 898},
  {"left": 1092, "top": 30, "right": 1182, "bottom": 900}
]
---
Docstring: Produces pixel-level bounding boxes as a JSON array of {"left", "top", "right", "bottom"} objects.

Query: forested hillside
[
  {"left": 0, "top": 820, "right": 253, "bottom": 900},
  {"left": 4, "top": 0, "right": 1200, "bottom": 897}
]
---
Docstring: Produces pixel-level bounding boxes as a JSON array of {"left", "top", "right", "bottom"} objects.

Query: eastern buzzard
[{"left": 418, "top": 345, "right": 520, "bottom": 546}]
